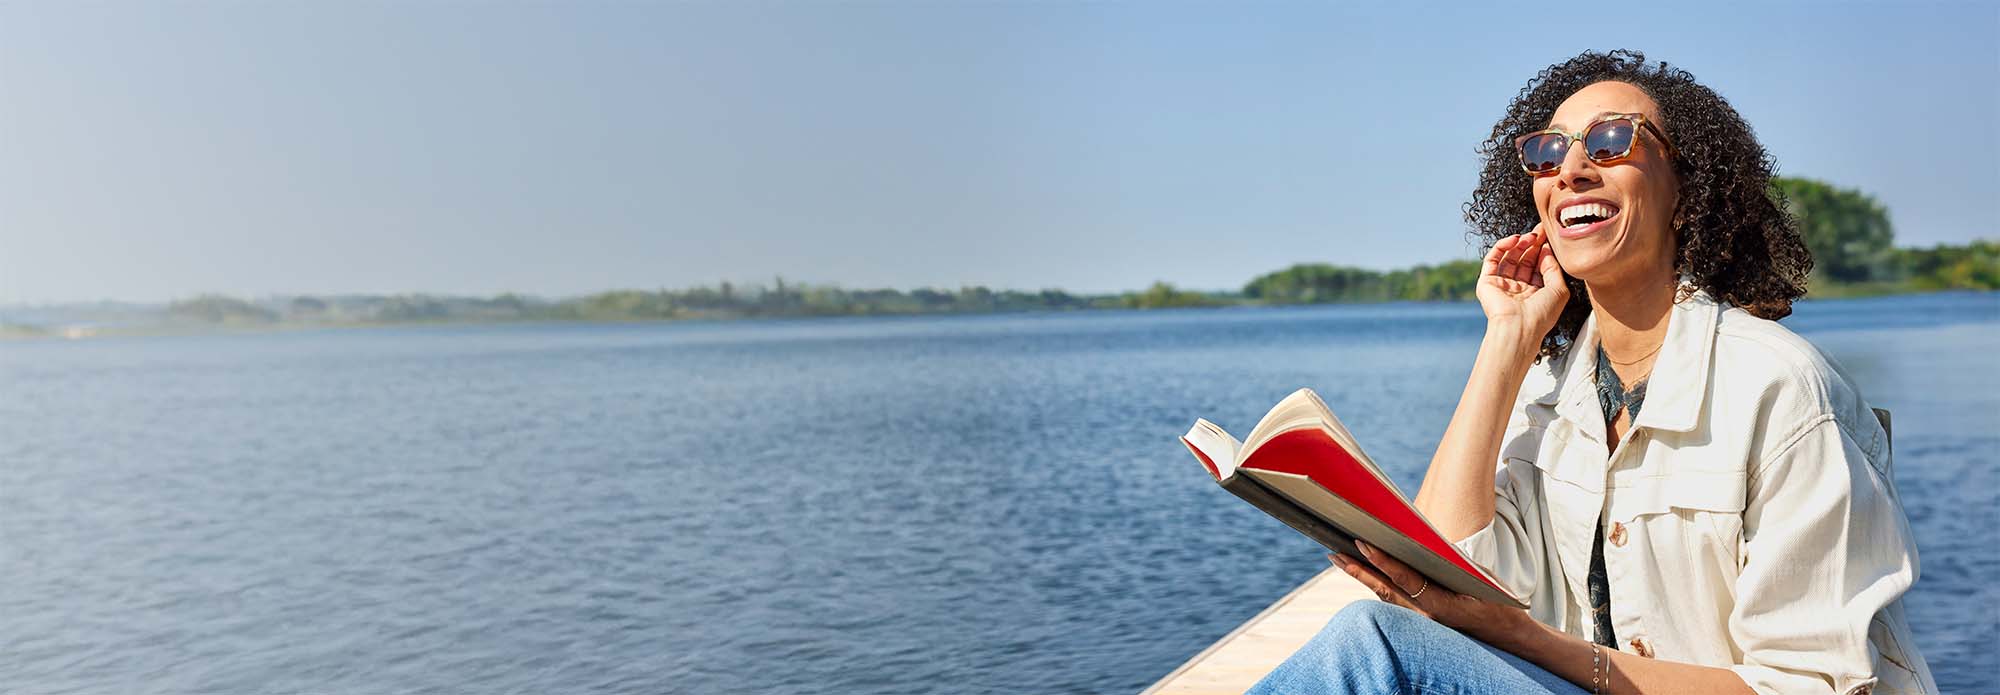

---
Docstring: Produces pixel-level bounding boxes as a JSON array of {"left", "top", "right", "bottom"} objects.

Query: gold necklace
[{"left": 1604, "top": 340, "right": 1664, "bottom": 367}]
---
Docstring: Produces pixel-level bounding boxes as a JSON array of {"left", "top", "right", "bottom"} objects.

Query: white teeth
[{"left": 1559, "top": 202, "right": 1617, "bottom": 227}]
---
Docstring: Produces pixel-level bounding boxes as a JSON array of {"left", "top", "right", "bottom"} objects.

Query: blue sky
[{"left": 2, "top": 1, "right": 1994, "bottom": 302}]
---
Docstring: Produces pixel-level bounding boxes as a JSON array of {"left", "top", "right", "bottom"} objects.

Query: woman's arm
[
  {"left": 1412, "top": 324, "right": 1541, "bottom": 539},
  {"left": 1413, "top": 226, "right": 1569, "bottom": 541}
]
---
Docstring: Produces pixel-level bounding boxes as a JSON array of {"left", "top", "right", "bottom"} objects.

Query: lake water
[{"left": 2, "top": 293, "right": 1994, "bottom": 694}]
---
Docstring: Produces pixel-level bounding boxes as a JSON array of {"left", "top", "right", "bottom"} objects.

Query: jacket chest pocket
[
  {"left": 1607, "top": 468, "right": 1749, "bottom": 573},
  {"left": 1532, "top": 421, "right": 1605, "bottom": 493},
  {"left": 1535, "top": 426, "right": 1751, "bottom": 577}
]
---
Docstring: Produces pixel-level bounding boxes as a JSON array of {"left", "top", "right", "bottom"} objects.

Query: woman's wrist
[
  {"left": 1479, "top": 609, "right": 1557, "bottom": 657},
  {"left": 1479, "top": 320, "right": 1543, "bottom": 371}
]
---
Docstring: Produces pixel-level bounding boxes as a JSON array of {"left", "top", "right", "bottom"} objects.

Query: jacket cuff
[{"left": 1449, "top": 519, "right": 1500, "bottom": 572}]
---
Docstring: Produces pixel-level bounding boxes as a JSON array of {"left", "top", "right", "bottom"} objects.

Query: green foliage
[
  {"left": 168, "top": 295, "right": 278, "bottom": 324},
  {"left": 1774, "top": 177, "right": 1897, "bottom": 284},
  {"left": 289, "top": 296, "right": 328, "bottom": 314},
  {"left": 1899, "top": 240, "right": 2000, "bottom": 290},
  {"left": 1773, "top": 176, "right": 1995, "bottom": 294},
  {"left": 1121, "top": 282, "right": 1220, "bottom": 309},
  {"left": 564, "top": 290, "right": 678, "bottom": 320},
  {"left": 539, "top": 282, "right": 1100, "bottom": 320},
  {"left": 372, "top": 295, "right": 454, "bottom": 322},
  {"left": 1243, "top": 260, "right": 1481, "bottom": 304}
]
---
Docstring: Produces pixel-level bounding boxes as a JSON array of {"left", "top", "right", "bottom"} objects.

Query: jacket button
[
  {"left": 1609, "top": 521, "right": 1628, "bottom": 547},
  {"left": 1628, "top": 637, "right": 1653, "bottom": 658}
]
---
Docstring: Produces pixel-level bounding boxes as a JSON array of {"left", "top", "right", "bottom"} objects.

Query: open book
[{"left": 1181, "top": 388, "right": 1525, "bottom": 608}]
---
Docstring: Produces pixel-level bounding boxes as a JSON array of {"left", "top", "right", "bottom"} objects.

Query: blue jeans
[{"left": 1247, "top": 601, "right": 1589, "bottom": 695}]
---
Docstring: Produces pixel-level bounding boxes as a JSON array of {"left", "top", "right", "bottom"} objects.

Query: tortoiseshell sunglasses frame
[{"left": 1514, "top": 112, "right": 1678, "bottom": 176}]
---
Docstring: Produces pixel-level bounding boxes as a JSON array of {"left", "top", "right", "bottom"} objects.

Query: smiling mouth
[{"left": 1558, "top": 202, "right": 1620, "bottom": 231}]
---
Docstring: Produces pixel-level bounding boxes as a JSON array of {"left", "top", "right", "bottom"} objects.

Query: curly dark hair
[{"left": 1464, "top": 49, "right": 1812, "bottom": 362}]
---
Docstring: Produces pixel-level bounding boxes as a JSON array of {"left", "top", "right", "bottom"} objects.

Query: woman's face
[{"left": 1533, "top": 81, "right": 1680, "bottom": 286}]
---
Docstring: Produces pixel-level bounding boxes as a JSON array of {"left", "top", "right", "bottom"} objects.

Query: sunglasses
[{"left": 1514, "top": 112, "right": 1678, "bottom": 176}]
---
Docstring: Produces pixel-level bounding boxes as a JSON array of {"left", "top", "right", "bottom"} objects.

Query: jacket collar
[{"left": 1551, "top": 288, "right": 1720, "bottom": 439}]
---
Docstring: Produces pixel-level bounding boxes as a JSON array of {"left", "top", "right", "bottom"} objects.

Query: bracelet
[{"left": 1591, "top": 643, "right": 1605, "bottom": 695}]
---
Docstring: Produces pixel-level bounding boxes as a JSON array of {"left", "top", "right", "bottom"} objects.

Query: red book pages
[
  {"left": 1182, "top": 437, "right": 1221, "bottom": 480},
  {"left": 1243, "top": 427, "right": 1499, "bottom": 592}
]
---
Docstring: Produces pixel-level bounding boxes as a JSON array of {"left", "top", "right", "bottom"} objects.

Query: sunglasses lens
[
  {"left": 1585, "top": 119, "right": 1636, "bottom": 161},
  {"left": 1518, "top": 133, "right": 1566, "bottom": 174}
]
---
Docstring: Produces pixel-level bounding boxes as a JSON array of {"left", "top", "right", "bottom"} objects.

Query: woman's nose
[{"left": 1556, "top": 144, "right": 1599, "bottom": 189}]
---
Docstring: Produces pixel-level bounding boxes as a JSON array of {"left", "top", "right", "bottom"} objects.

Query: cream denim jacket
[{"left": 1453, "top": 290, "right": 1936, "bottom": 695}]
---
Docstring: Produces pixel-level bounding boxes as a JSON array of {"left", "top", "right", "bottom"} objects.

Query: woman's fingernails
[{"left": 1355, "top": 541, "right": 1371, "bottom": 554}]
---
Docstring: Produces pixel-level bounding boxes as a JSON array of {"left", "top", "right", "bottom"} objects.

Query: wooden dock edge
[{"left": 1141, "top": 568, "right": 1376, "bottom": 695}]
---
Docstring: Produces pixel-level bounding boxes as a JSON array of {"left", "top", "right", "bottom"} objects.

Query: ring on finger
[{"left": 1407, "top": 577, "right": 1428, "bottom": 600}]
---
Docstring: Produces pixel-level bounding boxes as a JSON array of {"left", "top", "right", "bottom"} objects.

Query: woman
[{"left": 1249, "top": 51, "right": 1934, "bottom": 694}]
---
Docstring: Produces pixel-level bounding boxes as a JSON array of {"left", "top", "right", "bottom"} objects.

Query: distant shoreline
[
  {"left": 12, "top": 177, "right": 1992, "bottom": 340},
  {"left": 5, "top": 284, "right": 1992, "bottom": 342}
]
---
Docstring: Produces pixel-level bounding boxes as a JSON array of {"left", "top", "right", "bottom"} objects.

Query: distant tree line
[
  {"left": 142, "top": 176, "right": 1990, "bottom": 328},
  {"left": 1774, "top": 177, "right": 1997, "bottom": 292},
  {"left": 1241, "top": 260, "right": 1482, "bottom": 304},
  {"left": 542, "top": 281, "right": 1108, "bottom": 321},
  {"left": 155, "top": 283, "right": 1123, "bottom": 326},
  {"left": 167, "top": 295, "right": 278, "bottom": 324},
  {"left": 1896, "top": 240, "right": 1999, "bottom": 290}
]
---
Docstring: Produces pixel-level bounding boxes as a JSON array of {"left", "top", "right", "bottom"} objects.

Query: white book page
[{"left": 1182, "top": 419, "right": 1244, "bottom": 479}]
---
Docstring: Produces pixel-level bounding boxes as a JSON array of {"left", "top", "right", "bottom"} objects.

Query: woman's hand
[
  {"left": 1475, "top": 225, "right": 1570, "bottom": 354},
  {"left": 1333, "top": 541, "right": 1539, "bottom": 651},
  {"left": 1336, "top": 544, "right": 1757, "bottom": 695}
]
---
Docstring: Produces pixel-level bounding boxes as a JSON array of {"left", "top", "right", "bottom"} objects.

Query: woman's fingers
[
  {"left": 1529, "top": 233, "right": 1549, "bottom": 284},
  {"left": 1512, "top": 230, "right": 1542, "bottom": 283},
  {"left": 1485, "top": 234, "right": 1520, "bottom": 277},
  {"left": 1488, "top": 233, "right": 1530, "bottom": 285},
  {"left": 1501, "top": 234, "right": 1524, "bottom": 282},
  {"left": 1484, "top": 226, "right": 1556, "bottom": 296},
  {"left": 1332, "top": 553, "right": 1419, "bottom": 612},
  {"left": 1354, "top": 541, "right": 1426, "bottom": 598},
  {"left": 1481, "top": 243, "right": 1505, "bottom": 279},
  {"left": 1538, "top": 243, "right": 1566, "bottom": 289}
]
